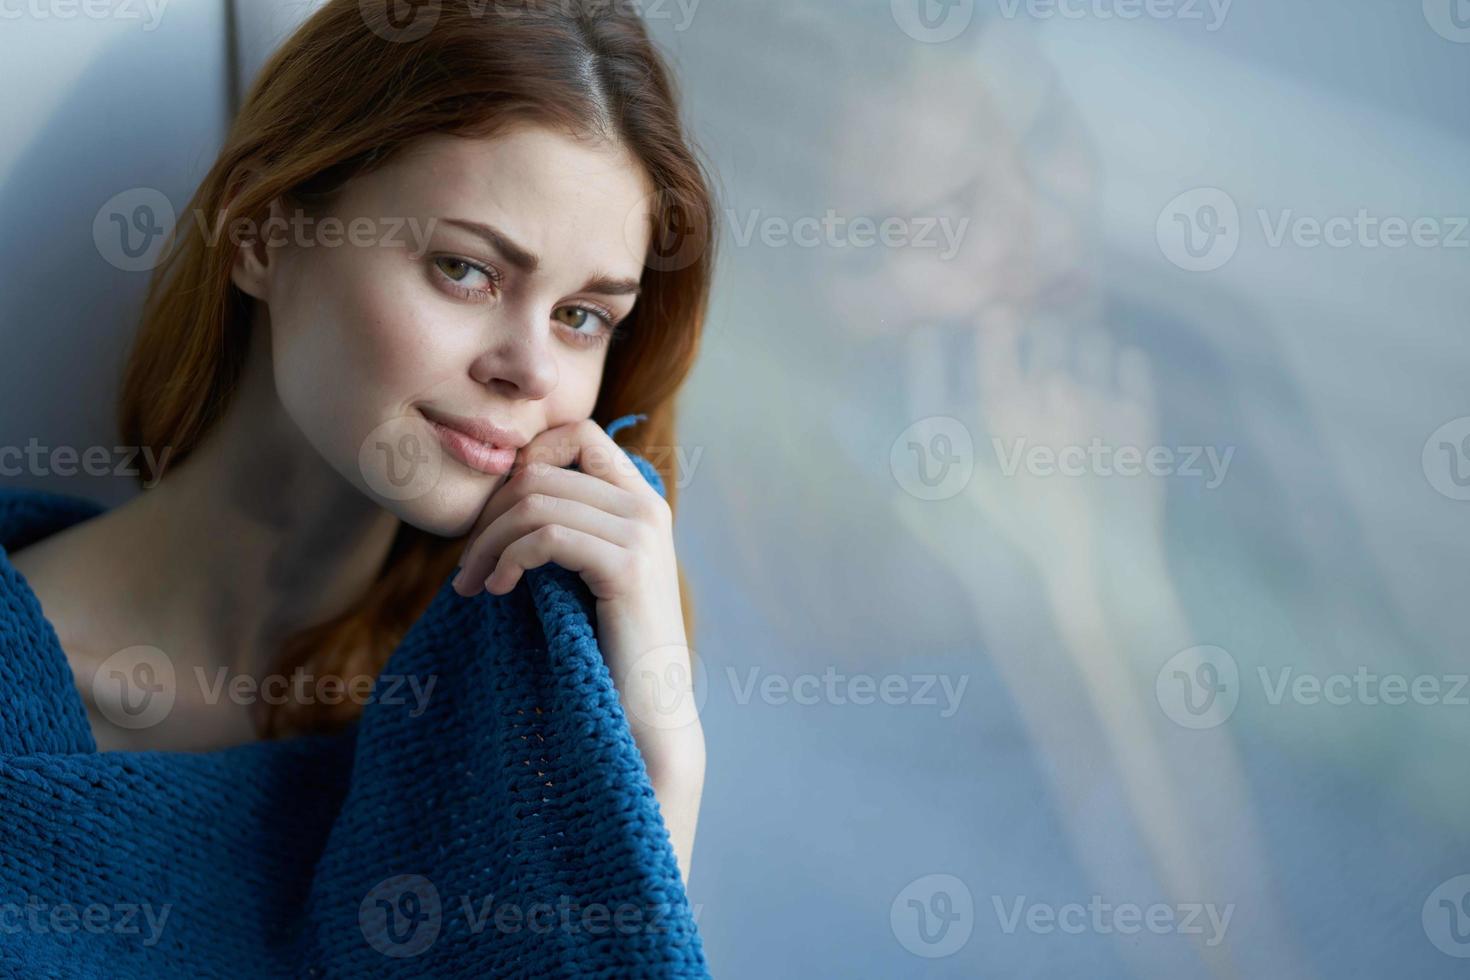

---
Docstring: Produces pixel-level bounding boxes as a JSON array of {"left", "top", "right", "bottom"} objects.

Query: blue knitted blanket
[{"left": 0, "top": 415, "right": 709, "bottom": 978}]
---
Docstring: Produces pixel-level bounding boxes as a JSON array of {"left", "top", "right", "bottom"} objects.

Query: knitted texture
[{"left": 0, "top": 414, "right": 709, "bottom": 978}]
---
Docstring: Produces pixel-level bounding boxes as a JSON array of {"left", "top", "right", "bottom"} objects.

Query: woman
[{"left": 0, "top": 0, "right": 715, "bottom": 975}]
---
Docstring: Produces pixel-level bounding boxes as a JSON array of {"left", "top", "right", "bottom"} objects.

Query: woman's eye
[
  {"left": 431, "top": 255, "right": 618, "bottom": 346},
  {"left": 553, "top": 305, "right": 619, "bottom": 346},
  {"left": 555, "top": 307, "right": 597, "bottom": 331},
  {"left": 433, "top": 256, "right": 499, "bottom": 296}
]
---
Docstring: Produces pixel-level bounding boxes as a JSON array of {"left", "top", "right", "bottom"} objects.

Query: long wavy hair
[{"left": 118, "top": 0, "right": 717, "bottom": 738}]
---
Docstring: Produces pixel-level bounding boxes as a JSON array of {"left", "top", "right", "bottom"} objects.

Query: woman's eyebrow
[{"left": 441, "top": 217, "right": 642, "bottom": 296}]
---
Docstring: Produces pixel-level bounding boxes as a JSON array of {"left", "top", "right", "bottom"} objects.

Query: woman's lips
[{"left": 423, "top": 415, "right": 518, "bottom": 476}]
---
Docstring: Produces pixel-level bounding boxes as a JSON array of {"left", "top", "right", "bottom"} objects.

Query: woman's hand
[{"left": 450, "top": 418, "right": 705, "bottom": 880}]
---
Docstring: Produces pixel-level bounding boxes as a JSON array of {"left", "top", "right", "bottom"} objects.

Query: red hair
[{"left": 118, "top": 0, "right": 718, "bottom": 737}]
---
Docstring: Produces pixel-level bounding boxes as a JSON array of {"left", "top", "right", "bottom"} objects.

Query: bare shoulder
[
  {"left": 8, "top": 520, "right": 115, "bottom": 675},
  {"left": 9, "top": 523, "right": 167, "bottom": 750},
  {"left": 9, "top": 517, "right": 264, "bottom": 752}
]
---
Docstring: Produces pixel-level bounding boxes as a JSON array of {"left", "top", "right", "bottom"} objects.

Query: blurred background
[{"left": 2, "top": 0, "right": 1468, "bottom": 976}]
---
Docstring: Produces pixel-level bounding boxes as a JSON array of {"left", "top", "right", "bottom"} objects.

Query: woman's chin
[{"left": 367, "top": 469, "right": 505, "bottom": 538}]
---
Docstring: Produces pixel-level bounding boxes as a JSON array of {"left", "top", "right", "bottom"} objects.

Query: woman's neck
[{"left": 33, "top": 327, "right": 402, "bottom": 721}]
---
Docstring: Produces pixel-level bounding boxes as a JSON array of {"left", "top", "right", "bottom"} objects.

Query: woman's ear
[{"left": 229, "top": 195, "right": 287, "bottom": 302}]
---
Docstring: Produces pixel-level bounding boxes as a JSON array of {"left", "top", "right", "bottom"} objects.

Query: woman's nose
[{"left": 468, "top": 315, "right": 559, "bottom": 400}]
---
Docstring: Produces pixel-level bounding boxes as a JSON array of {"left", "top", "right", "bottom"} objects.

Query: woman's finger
[
  {"left": 455, "top": 492, "right": 636, "bottom": 595},
  {"left": 514, "top": 418, "right": 650, "bottom": 496},
  {"left": 483, "top": 523, "right": 630, "bottom": 599},
  {"left": 468, "top": 462, "right": 642, "bottom": 556}
]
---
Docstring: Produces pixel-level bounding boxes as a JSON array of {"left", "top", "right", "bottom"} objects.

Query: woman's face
[
  {"left": 232, "top": 125, "right": 654, "bottom": 535},
  {"left": 818, "top": 55, "right": 1094, "bottom": 336}
]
